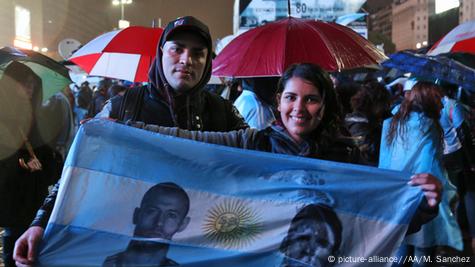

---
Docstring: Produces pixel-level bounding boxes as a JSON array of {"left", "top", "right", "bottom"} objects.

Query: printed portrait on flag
[
  {"left": 102, "top": 182, "right": 191, "bottom": 266},
  {"left": 279, "top": 204, "right": 342, "bottom": 267},
  {"left": 38, "top": 120, "right": 424, "bottom": 267}
]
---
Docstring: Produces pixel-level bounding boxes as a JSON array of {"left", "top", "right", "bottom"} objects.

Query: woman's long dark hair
[
  {"left": 350, "top": 81, "right": 391, "bottom": 122},
  {"left": 276, "top": 63, "right": 340, "bottom": 141},
  {"left": 386, "top": 81, "right": 443, "bottom": 146}
]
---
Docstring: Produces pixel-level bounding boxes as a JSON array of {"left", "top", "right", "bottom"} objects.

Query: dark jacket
[
  {"left": 0, "top": 62, "right": 61, "bottom": 227},
  {"left": 344, "top": 112, "right": 382, "bottom": 166},
  {"left": 0, "top": 145, "right": 59, "bottom": 227},
  {"left": 108, "top": 84, "right": 247, "bottom": 132}
]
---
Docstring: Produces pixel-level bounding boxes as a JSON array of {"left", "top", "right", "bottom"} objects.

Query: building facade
[
  {"left": 460, "top": 0, "right": 475, "bottom": 23},
  {"left": 370, "top": 5, "right": 392, "bottom": 39},
  {"left": 392, "top": 0, "right": 433, "bottom": 51},
  {"left": 0, "top": 0, "right": 43, "bottom": 52}
]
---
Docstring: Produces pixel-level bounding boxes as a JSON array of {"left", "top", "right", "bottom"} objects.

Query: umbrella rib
[
  {"left": 281, "top": 18, "right": 290, "bottom": 73},
  {"left": 305, "top": 20, "right": 338, "bottom": 69},
  {"left": 326, "top": 22, "right": 386, "bottom": 70}
]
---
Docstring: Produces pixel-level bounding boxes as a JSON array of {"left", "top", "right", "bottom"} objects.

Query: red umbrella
[
  {"left": 212, "top": 17, "right": 387, "bottom": 77},
  {"left": 427, "top": 20, "right": 475, "bottom": 56},
  {"left": 70, "top": 26, "right": 163, "bottom": 82}
]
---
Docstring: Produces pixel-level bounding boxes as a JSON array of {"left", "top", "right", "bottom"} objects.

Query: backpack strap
[{"left": 111, "top": 86, "right": 146, "bottom": 121}]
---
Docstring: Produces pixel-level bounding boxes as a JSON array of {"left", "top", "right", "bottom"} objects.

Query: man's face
[
  {"left": 161, "top": 31, "right": 208, "bottom": 92},
  {"left": 134, "top": 191, "right": 189, "bottom": 240},
  {"left": 283, "top": 218, "right": 336, "bottom": 266}
]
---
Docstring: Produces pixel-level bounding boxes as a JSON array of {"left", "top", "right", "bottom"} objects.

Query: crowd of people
[{"left": 0, "top": 15, "right": 474, "bottom": 267}]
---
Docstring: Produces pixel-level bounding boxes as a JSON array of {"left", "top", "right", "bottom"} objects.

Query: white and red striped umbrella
[
  {"left": 70, "top": 26, "right": 163, "bottom": 82},
  {"left": 427, "top": 20, "right": 475, "bottom": 56}
]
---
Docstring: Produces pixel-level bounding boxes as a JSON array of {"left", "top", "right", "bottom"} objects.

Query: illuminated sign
[
  {"left": 238, "top": 0, "right": 366, "bottom": 32},
  {"left": 14, "top": 5, "right": 32, "bottom": 49}
]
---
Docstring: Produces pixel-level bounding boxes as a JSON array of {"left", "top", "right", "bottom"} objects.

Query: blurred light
[
  {"left": 112, "top": 0, "right": 120, "bottom": 5},
  {"left": 118, "top": 19, "right": 130, "bottom": 29},
  {"left": 422, "top": 41, "right": 428, "bottom": 46},
  {"left": 41, "top": 47, "right": 48, "bottom": 52},
  {"left": 416, "top": 43, "right": 422, "bottom": 49},
  {"left": 15, "top": 6, "right": 31, "bottom": 40},
  {"left": 33, "top": 46, "right": 39, "bottom": 51},
  {"left": 13, "top": 39, "right": 32, "bottom": 50}
]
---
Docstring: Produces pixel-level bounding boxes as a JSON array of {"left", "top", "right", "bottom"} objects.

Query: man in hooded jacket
[
  {"left": 97, "top": 16, "right": 247, "bottom": 131},
  {"left": 13, "top": 16, "right": 247, "bottom": 267}
]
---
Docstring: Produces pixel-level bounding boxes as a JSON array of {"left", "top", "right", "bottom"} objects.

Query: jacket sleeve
[
  {"left": 127, "top": 121, "right": 260, "bottom": 150},
  {"left": 406, "top": 198, "right": 439, "bottom": 235},
  {"left": 456, "top": 121, "right": 475, "bottom": 172},
  {"left": 30, "top": 181, "right": 60, "bottom": 228},
  {"left": 224, "top": 100, "right": 249, "bottom": 131}
]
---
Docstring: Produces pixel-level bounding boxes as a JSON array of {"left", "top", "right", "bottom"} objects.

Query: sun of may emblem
[{"left": 202, "top": 200, "right": 263, "bottom": 248}]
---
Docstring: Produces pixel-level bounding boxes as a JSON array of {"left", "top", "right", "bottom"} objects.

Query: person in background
[
  {"left": 233, "top": 77, "right": 279, "bottom": 129},
  {"left": 439, "top": 82, "right": 475, "bottom": 255},
  {"left": 0, "top": 62, "right": 60, "bottom": 267},
  {"left": 107, "top": 84, "right": 128, "bottom": 99},
  {"left": 220, "top": 77, "right": 242, "bottom": 102},
  {"left": 74, "top": 81, "right": 92, "bottom": 125},
  {"left": 344, "top": 81, "right": 391, "bottom": 166},
  {"left": 379, "top": 81, "right": 462, "bottom": 266},
  {"left": 334, "top": 82, "right": 360, "bottom": 117},
  {"left": 87, "top": 79, "right": 111, "bottom": 118}
]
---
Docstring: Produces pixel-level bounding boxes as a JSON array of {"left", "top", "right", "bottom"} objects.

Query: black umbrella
[{"left": 0, "top": 46, "right": 71, "bottom": 101}]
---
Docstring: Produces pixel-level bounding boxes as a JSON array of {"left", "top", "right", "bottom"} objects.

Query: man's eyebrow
[{"left": 170, "top": 40, "right": 206, "bottom": 50}]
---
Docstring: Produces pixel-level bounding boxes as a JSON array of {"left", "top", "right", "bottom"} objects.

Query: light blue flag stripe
[{"left": 38, "top": 120, "right": 424, "bottom": 267}]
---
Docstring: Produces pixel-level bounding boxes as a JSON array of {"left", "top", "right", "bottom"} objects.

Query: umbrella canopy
[
  {"left": 0, "top": 47, "right": 72, "bottom": 101},
  {"left": 427, "top": 20, "right": 475, "bottom": 56},
  {"left": 212, "top": 17, "right": 387, "bottom": 77},
  {"left": 382, "top": 51, "right": 475, "bottom": 92},
  {"left": 70, "top": 26, "right": 163, "bottom": 82},
  {"left": 441, "top": 52, "right": 475, "bottom": 69}
]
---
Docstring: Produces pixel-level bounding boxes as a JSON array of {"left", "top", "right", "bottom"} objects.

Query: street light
[{"left": 112, "top": 0, "right": 133, "bottom": 29}]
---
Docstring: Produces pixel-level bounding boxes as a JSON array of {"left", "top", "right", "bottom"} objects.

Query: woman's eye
[{"left": 306, "top": 96, "right": 321, "bottom": 103}]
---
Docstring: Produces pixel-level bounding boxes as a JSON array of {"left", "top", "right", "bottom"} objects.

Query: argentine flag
[{"left": 39, "top": 120, "right": 423, "bottom": 266}]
